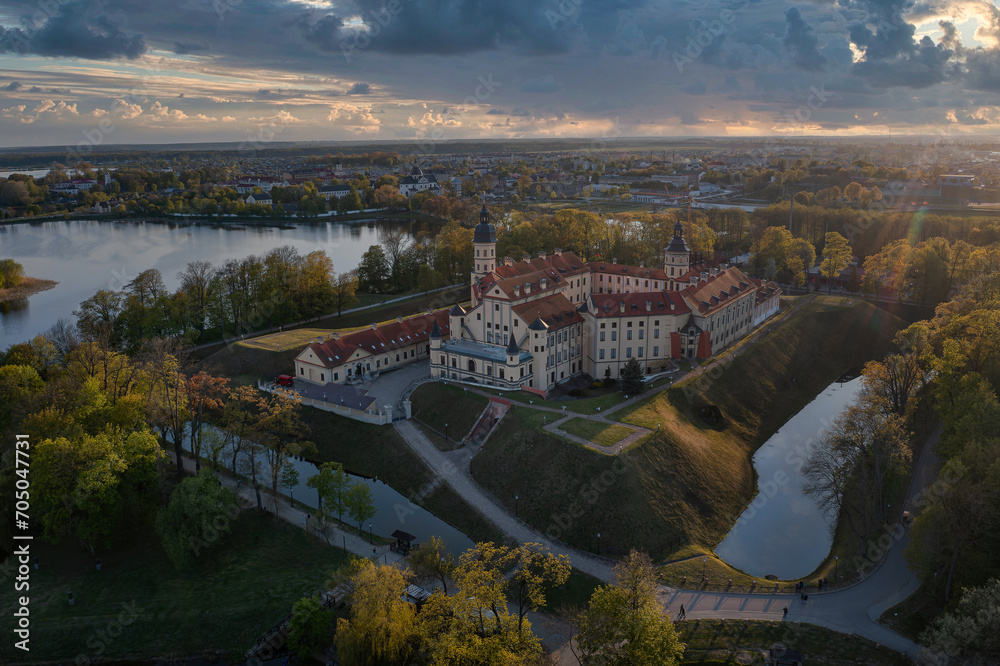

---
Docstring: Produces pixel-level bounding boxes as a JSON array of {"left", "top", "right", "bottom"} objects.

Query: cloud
[
  {"left": 327, "top": 103, "right": 381, "bottom": 133},
  {"left": 520, "top": 75, "right": 562, "bottom": 93},
  {"left": 4, "top": 81, "right": 22, "bottom": 91},
  {"left": 248, "top": 109, "right": 303, "bottom": 124},
  {"left": 113, "top": 99, "right": 143, "bottom": 120},
  {"left": 1, "top": 99, "right": 79, "bottom": 123},
  {"left": 783, "top": 8, "right": 827, "bottom": 71},
  {"left": 173, "top": 41, "right": 209, "bottom": 54},
  {"left": 0, "top": 1, "right": 145, "bottom": 60},
  {"left": 347, "top": 82, "right": 371, "bottom": 95},
  {"left": 485, "top": 108, "right": 508, "bottom": 115}
]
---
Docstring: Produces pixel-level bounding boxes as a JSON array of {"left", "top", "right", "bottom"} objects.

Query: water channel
[
  {"left": 714, "top": 377, "right": 864, "bottom": 580},
  {"left": 0, "top": 218, "right": 428, "bottom": 346},
  {"left": 179, "top": 430, "right": 474, "bottom": 557}
]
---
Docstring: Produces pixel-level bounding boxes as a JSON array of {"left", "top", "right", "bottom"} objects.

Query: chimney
[
  {"left": 701, "top": 271, "right": 709, "bottom": 280},
  {"left": 538, "top": 250, "right": 546, "bottom": 259},
  {"left": 646, "top": 300, "right": 652, "bottom": 312},
  {"left": 639, "top": 260, "right": 645, "bottom": 268},
  {"left": 524, "top": 282, "right": 531, "bottom": 294},
  {"left": 370, "top": 322, "right": 377, "bottom": 330},
  {"left": 619, "top": 301, "right": 626, "bottom": 313},
  {"left": 710, "top": 267, "right": 719, "bottom": 277},
  {"left": 554, "top": 248, "right": 563, "bottom": 257},
  {"left": 522, "top": 253, "right": 531, "bottom": 262},
  {"left": 514, "top": 285, "right": 521, "bottom": 297},
  {"left": 332, "top": 332, "right": 340, "bottom": 340},
  {"left": 612, "top": 258, "right": 618, "bottom": 265},
  {"left": 691, "top": 276, "right": 699, "bottom": 285},
  {"left": 540, "top": 278, "right": 548, "bottom": 290},
  {"left": 397, "top": 316, "right": 403, "bottom": 323},
  {"left": 504, "top": 256, "right": 513, "bottom": 266}
]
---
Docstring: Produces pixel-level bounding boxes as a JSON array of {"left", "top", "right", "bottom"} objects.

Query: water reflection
[{"left": 714, "top": 378, "right": 863, "bottom": 579}]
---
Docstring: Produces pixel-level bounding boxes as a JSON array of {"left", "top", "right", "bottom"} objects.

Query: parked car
[{"left": 276, "top": 374, "right": 294, "bottom": 386}]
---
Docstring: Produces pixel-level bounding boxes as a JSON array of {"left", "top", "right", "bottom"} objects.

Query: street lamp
[
  {"left": 445, "top": 422, "right": 449, "bottom": 439},
  {"left": 369, "top": 522, "right": 373, "bottom": 544},
  {"left": 597, "top": 532, "right": 601, "bottom": 554},
  {"left": 835, "top": 555, "right": 839, "bottom": 580},
  {"left": 702, "top": 557, "right": 707, "bottom": 578},
  {"left": 515, "top": 494, "right": 519, "bottom": 517}
]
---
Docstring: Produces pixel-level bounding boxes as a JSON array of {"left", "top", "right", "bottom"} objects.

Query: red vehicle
[{"left": 276, "top": 374, "right": 294, "bottom": 387}]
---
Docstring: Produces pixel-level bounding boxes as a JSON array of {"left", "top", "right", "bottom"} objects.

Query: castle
[{"left": 295, "top": 206, "right": 780, "bottom": 395}]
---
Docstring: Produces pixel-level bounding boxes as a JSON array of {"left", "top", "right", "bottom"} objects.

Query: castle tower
[
  {"left": 664, "top": 220, "right": 690, "bottom": 289},
  {"left": 471, "top": 204, "right": 497, "bottom": 303}
]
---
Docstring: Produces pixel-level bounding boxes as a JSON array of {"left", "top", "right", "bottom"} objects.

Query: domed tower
[
  {"left": 664, "top": 220, "right": 690, "bottom": 289},
  {"left": 471, "top": 204, "right": 497, "bottom": 293}
]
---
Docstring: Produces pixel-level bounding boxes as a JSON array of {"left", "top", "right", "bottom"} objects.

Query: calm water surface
[
  {"left": 1, "top": 218, "right": 424, "bottom": 346},
  {"left": 714, "top": 377, "right": 863, "bottom": 579}
]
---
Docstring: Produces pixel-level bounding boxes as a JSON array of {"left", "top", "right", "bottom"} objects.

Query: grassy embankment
[
  {"left": 409, "top": 382, "right": 490, "bottom": 451},
  {"left": 676, "top": 619, "right": 909, "bottom": 665},
  {"left": 470, "top": 298, "right": 906, "bottom": 568},
  {"left": 0, "top": 512, "right": 352, "bottom": 664}
]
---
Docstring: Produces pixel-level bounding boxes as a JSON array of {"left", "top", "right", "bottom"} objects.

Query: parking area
[{"left": 361, "top": 362, "right": 432, "bottom": 410}]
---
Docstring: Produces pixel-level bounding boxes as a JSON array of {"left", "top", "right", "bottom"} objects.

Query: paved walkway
[{"left": 392, "top": 415, "right": 944, "bottom": 660}]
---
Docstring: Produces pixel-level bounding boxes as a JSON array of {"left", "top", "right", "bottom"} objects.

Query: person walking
[
  {"left": 679, "top": 604, "right": 685, "bottom": 619},
  {"left": 783, "top": 606, "right": 788, "bottom": 618}
]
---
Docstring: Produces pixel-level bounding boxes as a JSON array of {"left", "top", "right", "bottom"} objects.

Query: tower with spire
[
  {"left": 663, "top": 220, "right": 690, "bottom": 289},
  {"left": 471, "top": 203, "right": 497, "bottom": 301}
]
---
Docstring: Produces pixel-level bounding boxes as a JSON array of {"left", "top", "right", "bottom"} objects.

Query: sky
[{"left": 2, "top": 0, "right": 1000, "bottom": 149}]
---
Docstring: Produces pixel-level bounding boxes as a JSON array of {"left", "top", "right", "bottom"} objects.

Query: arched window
[{"left": 468, "top": 359, "right": 476, "bottom": 373}]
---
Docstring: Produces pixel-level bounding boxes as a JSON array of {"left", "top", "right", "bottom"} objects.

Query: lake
[
  {"left": 714, "top": 377, "right": 864, "bottom": 579},
  {"left": 0, "top": 218, "right": 428, "bottom": 346}
]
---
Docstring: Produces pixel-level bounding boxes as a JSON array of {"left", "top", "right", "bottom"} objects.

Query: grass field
[
  {"left": 560, "top": 418, "right": 633, "bottom": 447},
  {"left": 301, "top": 407, "right": 434, "bottom": 496},
  {"left": 238, "top": 327, "right": 343, "bottom": 351},
  {"left": 0, "top": 512, "right": 352, "bottom": 663},
  {"left": 471, "top": 298, "right": 907, "bottom": 561},
  {"left": 410, "top": 382, "right": 489, "bottom": 441},
  {"left": 677, "top": 619, "right": 909, "bottom": 665}
]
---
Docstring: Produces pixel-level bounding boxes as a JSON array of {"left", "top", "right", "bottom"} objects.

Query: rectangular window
[
  {"left": 638, "top": 330, "right": 644, "bottom": 340},
  {"left": 495, "top": 304, "right": 500, "bottom": 311},
  {"left": 440, "top": 355, "right": 445, "bottom": 364},
  {"left": 638, "top": 347, "right": 643, "bottom": 357},
  {"left": 334, "top": 372, "right": 339, "bottom": 381},
  {"left": 611, "top": 331, "right": 617, "bottom": 341},
  {"left": 477, "top": 313, "right": 481, "bottom": 320},
  {"left": 599, "top": 348, "right": 605, "bottom": 360},
  {"left": 653, "top": 346, "right": 659, "bottom": 356},
  {"left": 654, "top": 329, "right": 660, "bottom": 339},
  {"left": 626, "top": 347, "right": 632, "bottom": 358},
  {"left": 610, "top": 349, "right": 616, "bottom": 359},
  {"left": 600, "top": 331, "right": 605, "bottom": 342},
  {"left": 627, "top": 330, "right": 632, "bottom": 340},
  {"left": 600, "top": 322, "right": 605, "bottom": 329},
  {"left": 321, "top": 373, "right": 325, "bottom": 381}
]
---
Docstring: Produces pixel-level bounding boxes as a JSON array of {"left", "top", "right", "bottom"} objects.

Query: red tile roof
[
  {"left": 587, "top": 261, "right": 668, "bottom": 281},
  {"left": 306, "top": 309, "right": 450, "bottom": 368},
  {"left": 680, "top": 267, "right": 755, "bottom": 315},
  {"left": 588, "top": 292, "right": 690, "bottom": 317},
  {"left": 511, "top": 293, "right": 583, "bottom": 330}
]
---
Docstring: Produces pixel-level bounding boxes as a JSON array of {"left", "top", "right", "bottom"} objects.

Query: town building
[{"left": 399, "top": 166, "right": 442, "bottom": 198}]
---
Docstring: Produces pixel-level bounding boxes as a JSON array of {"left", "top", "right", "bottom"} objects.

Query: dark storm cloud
[
  {"left": 3, "top": 80, "right": 22, "bottom": 91},
  {"left": 853, "top": 35, "right": 956, "bottom": 87},
  {"left": 0, "top": 1, "right": 145, "bottom": 59},
  {"left": 173, "top": 41, "right": 210, "bottom": 54},
  {"left": 520, "top": 76, "right": 562, "bottom": 93},
  {"left": 783, "top": 7, "right": 827, "bottom": 70},
  {"left": 347, "top": 82, "right": 371, "bottom": 95},
  {"left": 964, "top": 49, "right": 1000, "bottom": 92},
  {"left": 306, "top": 0, "right": 579, "bottom": 56}
]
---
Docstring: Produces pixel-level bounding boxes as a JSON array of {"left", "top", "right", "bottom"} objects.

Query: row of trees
[
  {"left": 74, "top": 246, "right": 359, "bottom": 349},
  {"left": 287, "top": 545, "right": 683, "bottom": 665}
]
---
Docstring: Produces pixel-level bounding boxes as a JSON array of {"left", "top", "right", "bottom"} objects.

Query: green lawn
[
  {"left": 541, "top": 569, "right": 603, "bottom": 612},
  {"left": 479, "top": 385, "right": 629, "bottom": 414},
  {"left": 0, "top": 512, "right": 352, "bottom": 663},
  {"left": 678, "top": 619, "right": 909, "bottom": 665},
  {"left": 560, "top": 418, "right": 633, "bottom": 447},
  {"left": 410, "top": 382, "right": 489, "bottom": 442},
  {"left": 301, "top": 407, "right": 434, "bottom": 496}
]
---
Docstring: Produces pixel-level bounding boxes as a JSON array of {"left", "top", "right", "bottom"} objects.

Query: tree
[
  {"left": 803, "top": 402, "right": 911, "bottom": 547},
  {"left": 255, "top": 388, "right": 313, "bottom": 510},
  {"left": 903, "top": 237, "right": 952, "bottom": 305},
  {"left": 308, "top": 461, "right": 351, "bottom": 523},
  {"left": 287, "top": 595, "right": 334, "bottom": 660},
  {"left": 335, "top": 560, "right": 417, "bottom": 666},
  {"left": 409, "top": 535, "right": 455, "bottom": 594},
  {"left": 620, "top": 357, "right": 644, "bottom": 394},
  {"left": 156, "top": 468, "right": 240, "bottom": 569},
  {"left": 511, "top": 543, "right": 571, "bottom": 638},
  {"left": 862, "top": 239, "right": 909, "bottom": 302},
  {"left": 346, "top": 478, "right": 376, "bottom": 533},
  {"left": 33, "top": 429, "right": 162, "bottom": 553},
  {"left": 177, "top": 260, "right": 216, "bottom": 341},
  {"left": 921, "top": 578, "right": 1000, "bottom": 662},
  {"left": 575, "top": 550, "right": 685, "bottom": 665},
  {"left": 185, "top": 371, "right": 229, "bottom": 472},
  {"left": 356, "top": 245, "right": 390, "bottom": 293},
  {"left": 820, "top": 231, "right": 852, "bottom": 293},
  {"left": 332, "top": 270, "right": 359, "bottom": 315},
  {"left": 0, "top": 258, "right": 25, "bottom": 289}
]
